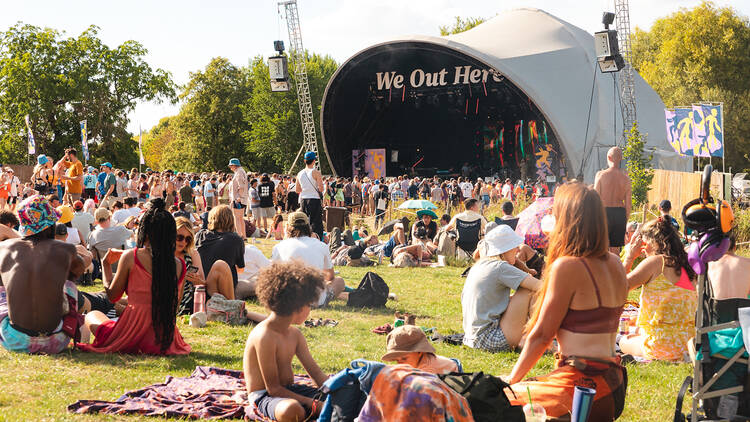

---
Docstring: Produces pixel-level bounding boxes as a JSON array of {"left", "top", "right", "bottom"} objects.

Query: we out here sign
[{"left": 374, "top": 66, "right": 503, "bottom": 90}]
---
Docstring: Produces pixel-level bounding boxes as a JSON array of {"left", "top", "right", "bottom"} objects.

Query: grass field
[{"left": 0, "top": 238, "right": 693, "bottom": 421}]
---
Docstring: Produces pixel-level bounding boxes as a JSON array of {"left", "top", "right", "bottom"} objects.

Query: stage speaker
[{"left": 391, "top": 150, "right": 399, "bottom": 162}]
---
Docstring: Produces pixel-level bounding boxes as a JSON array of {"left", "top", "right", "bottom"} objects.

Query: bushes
[{"left": 733, "top": 206, "right": 750, "bottom": 246}]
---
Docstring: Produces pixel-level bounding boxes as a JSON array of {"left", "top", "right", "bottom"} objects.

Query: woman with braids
[
  {"left": 509, "top": 182, "right": 628, "bottom": 420},
  {"left": 79, "top": 198, "right": 190, "bottom": 355},
  {"left": 619, "top": 217, "right": 697, "bottom": 361}
]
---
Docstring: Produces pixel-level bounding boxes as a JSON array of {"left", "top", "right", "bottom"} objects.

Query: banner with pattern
[{"left": 80, "top": 120, "right": 89, "bottom": 161}]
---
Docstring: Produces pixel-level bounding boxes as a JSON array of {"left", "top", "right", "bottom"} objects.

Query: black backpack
[
  {"left": 438, "top": 372, "right": 525, "bottom": 422},
  {"left": 346, "top": 272, "right": 389, "bottom": 308}
]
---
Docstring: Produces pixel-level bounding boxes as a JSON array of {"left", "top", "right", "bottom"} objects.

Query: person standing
[
  {"left": 6, "top": 168, "right": 19, "bottom": 212},
  {"left": 57, "top": 148, "right": 84, "bottom": 204},
  {"left": 295, "top": 152, "right": 324, "bottom": 240},
  {"left": 99, "top": 163, "right": 117, "bottom": 209},
  {"left": 257, "top": 174, "right": 275, "bottom": 231},
  {"left": 594, "top": 147, "right": 631, "bottom": 253},
  {"left": 228, "top": 158, "right": 248, "bottom": 238}
]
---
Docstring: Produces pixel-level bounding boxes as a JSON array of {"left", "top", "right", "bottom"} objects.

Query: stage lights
[{"left": 594, "top": 12, "right": 624, "bottom": 73}]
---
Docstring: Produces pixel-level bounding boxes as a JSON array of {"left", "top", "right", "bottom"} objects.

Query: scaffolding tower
[
  {"left": 615, "top": 0, "right": 637, "bottom": 143},
  {"left": 279, "top": 0, "right": 336, "bottom": 175}
]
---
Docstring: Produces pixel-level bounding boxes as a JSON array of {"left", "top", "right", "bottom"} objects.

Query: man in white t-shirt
[
  {"left": 501, "top": 179, "right": 513, "bottom": 200},
  {"left": 460, "top": 178, "right": 474, "bottom": 199},
  {"left": 234, "top": 244, "right": 271, "bottom": 300},
  {"left": 6, "top": 168, "right": 20, "bottom": 211},
  {"left": 271, "top": 211, "right": 345, "bottom": 307}
]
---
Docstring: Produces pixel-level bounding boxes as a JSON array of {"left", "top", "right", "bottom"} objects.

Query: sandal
[{"left": 304, "top": 318, "right": 340, "bottom": 328}]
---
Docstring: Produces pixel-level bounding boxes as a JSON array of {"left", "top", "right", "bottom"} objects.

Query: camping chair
[
  {"left": 455, "top": 218, "right": 481, "bottom": 258},
  {"left": 674, "top": 165, "right": 746, "bottom": 422},
  {"left": 495, "top": 216, "right": 519, "bottom": 231}
]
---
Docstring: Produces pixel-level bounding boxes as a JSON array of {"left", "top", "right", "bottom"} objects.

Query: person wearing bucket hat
[
  {"left": 412, "top": 209, "right": 438, "bottom": 251},
  {"left": 381, "top": 325, "right": 460, "bottom": 375},
  {"left": 295, "top": 151, "right": 325, "bottom": 239},
  {"left": 461, "top": 224, "right": 541, "bottom": 353},
  {"left": 227, "top": 158, "right": 248, "bottom": 238},
  {"left": 0, "top": 194, "right": 85, "bottom": 354}
]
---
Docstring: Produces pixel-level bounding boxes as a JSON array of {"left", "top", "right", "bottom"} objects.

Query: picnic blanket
[{"left": 67, "top": 366, "right": 314, "bottom": 421}]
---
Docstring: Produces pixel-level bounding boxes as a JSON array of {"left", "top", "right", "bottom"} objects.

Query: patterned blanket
[{"left": 68, "top": 366, "right": 313, "bottom": 421}]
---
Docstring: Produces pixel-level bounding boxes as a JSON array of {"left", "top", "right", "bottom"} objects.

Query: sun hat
[
  {"left": 288, "top": 211, "right": 310, "bottom": 227},
  {"left": 56, "top": 205, "right": 74, "bottom": 224},
  {"left": 37, "top": 154, "right": 48, "bottom": 165},
  {"left": 485, "top": 224, "right": 524, "bottom": 257},
  {"left": 100, "top": 162, "right": 112, "bottom": 169},
  {"left": 73, "top": 200, "right": 84, "bottom": 211},
  {"left": 304, "top": 151, "right": 317, "bottom": 161},
  {"left": 416, "top": 209, "right": 438, "bottom": 219},
  {"left": 228, "top": 158, "right": 241, "bottom": 167},
  {"left": 17, "top": 195, "right": 61, "bottom": 236},
  {"left": 94, "top": 207, "right": 112, "bottom": 222},
  {"left": 381, "top": 325, "right": 436, "bottom": 361}
]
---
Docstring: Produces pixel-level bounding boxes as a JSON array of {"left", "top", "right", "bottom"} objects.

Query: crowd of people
[{"left": 0, "top": 146, "right": 747, "bottom": 421}]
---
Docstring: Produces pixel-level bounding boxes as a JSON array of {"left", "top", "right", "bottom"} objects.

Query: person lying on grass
[{"left": 243, "top": 261, "right": 328, "bottom": 422}]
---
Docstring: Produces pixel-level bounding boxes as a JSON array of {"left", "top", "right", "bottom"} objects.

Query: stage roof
[{"left": 320, "top": 8, "right": 690, "bottom": 181}]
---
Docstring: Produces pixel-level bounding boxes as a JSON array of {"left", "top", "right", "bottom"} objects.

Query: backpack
[
  {"left": 206, "top": 293, "right": 247, "bottom": 325},
  {"left": 438, "top": 372, "right": 525, "bottom": 422},
  {"left": 435, "top": 228, "right": 457, "bottom": 258},
  {"left": 346, "top": 272, "right": 388, "bottom": 308}
]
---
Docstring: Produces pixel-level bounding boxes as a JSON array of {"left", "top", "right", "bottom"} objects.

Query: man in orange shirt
[{"left": 58, "top": 148, "right": 84, "bottom": 203}]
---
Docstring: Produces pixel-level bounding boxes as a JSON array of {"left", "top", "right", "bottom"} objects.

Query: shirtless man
[
  {"left": 0, "top": 195, "right": 83, "bottom": 354},
  {"left": 708, "top": 235, "right": 750, "bottom": 299},
  {"left": 594, "top": 147, "right": 632, "bottom": 253}
]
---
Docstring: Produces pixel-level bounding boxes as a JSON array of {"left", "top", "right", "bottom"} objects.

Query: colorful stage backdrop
[{"left": 665, "top": 104, "right": 723, "bottom": 158}]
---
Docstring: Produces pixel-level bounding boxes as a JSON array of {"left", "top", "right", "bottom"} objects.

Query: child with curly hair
[{"left": 243, "top": 261, "right": 328, "bottom": 422}]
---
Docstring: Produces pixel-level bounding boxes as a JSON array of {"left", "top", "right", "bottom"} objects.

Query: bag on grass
[
  {"left": 346, "top": 272, "right": 388, "bottom": 308},
  {"left": 206, "top": 293, "right": 247, "bottom": 325},
  {"left": 438, "top": 372, "right": 524, "bottom": 422}
]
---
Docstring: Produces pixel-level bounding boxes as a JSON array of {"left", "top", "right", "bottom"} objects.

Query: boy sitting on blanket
[{"left": 243, "top": 261, "right": 328, "bottom": 422}]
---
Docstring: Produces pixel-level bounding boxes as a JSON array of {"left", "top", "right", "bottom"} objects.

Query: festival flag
[
  {"left": 80, "top": 120, "right": 89, "bottom": 161},
  {"left": 24, "top": 115, "right": 35, "bottom": 154},
  {"left": 692, "top": 104, "right": 723, "bottom": 157},
  {"left": 139, "top": 126, "right": 145, "bottom": 165},
  {"left": 664, "top": 109, "right": 682, "bottom": 155}
]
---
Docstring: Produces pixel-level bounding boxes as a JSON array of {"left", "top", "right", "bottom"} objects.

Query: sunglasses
[{"left": 176, "top": 234, "right": 193, "bottom": 243}]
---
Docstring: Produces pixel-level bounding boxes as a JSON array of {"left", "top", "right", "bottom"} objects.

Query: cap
[
  {"left": 56, "top": 205, "right": 74, "bottom": 224},
  {"left": 94, "top": 207, "right": 112, "bottom": 222},
  {"left": 73, "top": 200, "right": 84, "bottom": 211},
  {"left": 37, "top": 154, "right": 48, "bottom": 165},
  {"left": 659, "top": 199, "right": 672, "bottom": 211},
  {"left": 304, "top": 151, "right": 317, "bottom": 161},
  {"left": 381, "top": 325, "right": 436, "bottom": 361},
  {"left": 100, "top": 162, "right": 112, "bottom": 169},
  {"left": 485, "top": 224, "right": 524, "bottom": 257},
  {"left": 17, "top": 195, "right": 60, "bottom": 236},
  {"left": 288, "top": 211, "right": 309, "bottom": 227},
  {"left": 87, "top": 166, "right": 95, "bottom": 172},
  {"left": 228, "top": 158, "right": 241, "bottom": 167}
]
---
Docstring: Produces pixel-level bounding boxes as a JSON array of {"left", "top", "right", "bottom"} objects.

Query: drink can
[{"left": 619, "top": 317, "right": 629, "bottom": 335}]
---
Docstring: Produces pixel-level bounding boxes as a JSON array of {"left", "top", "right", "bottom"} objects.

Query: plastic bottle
[{"left": 194, "top": 285, "right": 206, "bottom": 313}]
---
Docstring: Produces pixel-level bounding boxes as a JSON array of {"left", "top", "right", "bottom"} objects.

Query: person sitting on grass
[
  {"left": 266, "top": 213, "right": 284, "bottom": 240},
  {"left": 0, "top": 210, "right": 20, "bottom": 241},
  {"left": 509, "top": 182, "right": 628, "bottom": 420},
  {"left": 619, "top": 217, "right": 697, "bottom": 361},
  {"left": 462, "top": 225, "right": 541, "bottom": 353},
  {"left": 381, "top": 325, "right": 460, "bottom": 375},
  {"left": 411, "top": 209, "right": 438, "bottom": 251},
  {"left": 708, "top": 233, "right": 750, "bottom": 299},
  {"left": 0, "top": 195, "right": 84, "bottom": 354},
  {"left": 195, "top": 205, "right": 246, "bottom": 298},
  {"left": 271, "top": 211, "right": 345, "bottom": 307},
  {"left": 79, "top": 198, "right": 191, "bottom": 355},
  {"left": 243, "top": 261, "right": 328, "bottom": 422}
]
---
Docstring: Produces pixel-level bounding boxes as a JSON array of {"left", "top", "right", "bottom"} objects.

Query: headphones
[{"left": 683, "top": 165, "right": 734, "bottom": 274}]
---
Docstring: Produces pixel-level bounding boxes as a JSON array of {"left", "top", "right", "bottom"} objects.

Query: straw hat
[{"left": 382, "top": 325, "right": 435, "bottom": 361}]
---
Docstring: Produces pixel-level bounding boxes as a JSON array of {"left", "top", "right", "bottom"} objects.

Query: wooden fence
[
  {"left": 4, "top": 164, "right": 34, "bottom": 185},
  {"left": 647, "top": 169, "right": 730, "bottom": 213}
]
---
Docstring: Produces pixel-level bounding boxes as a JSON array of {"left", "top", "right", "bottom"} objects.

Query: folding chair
[{"left": 455, "top": 219, "right": 481, "bottom": 258}]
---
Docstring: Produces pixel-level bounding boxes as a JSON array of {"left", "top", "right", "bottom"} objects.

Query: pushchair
[{"left": 674, "top": 165, "right": 745, "bottom": 421}]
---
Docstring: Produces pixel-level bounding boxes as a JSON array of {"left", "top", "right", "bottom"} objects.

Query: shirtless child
[
  {"left": 243, "top": 261, "right": 328, "bottom": 422},
  {"left": 0, "top": 195, "right": 83, "bottom": 354},
  {"left": 708, "top": 234, "right": 750, "bottom": 299}
]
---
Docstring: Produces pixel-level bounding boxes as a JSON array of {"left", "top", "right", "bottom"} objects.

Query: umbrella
[
  {"left": 515, "top": 197, "right": 554, "bottom": 249},
  {"left": 378, "top": 219, "right": 400, "bottom": 236},
  {"left": 398, "top": 199, "right": 437, "bottom": 210}
]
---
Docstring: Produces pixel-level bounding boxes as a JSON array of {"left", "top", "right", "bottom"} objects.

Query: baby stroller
[{"left": 674, "top": 165, "right": 744, "bottom": 421}]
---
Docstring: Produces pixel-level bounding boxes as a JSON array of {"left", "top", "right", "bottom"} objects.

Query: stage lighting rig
[{"left": 268, "top": 41, "right": 290, "bottom": 92}]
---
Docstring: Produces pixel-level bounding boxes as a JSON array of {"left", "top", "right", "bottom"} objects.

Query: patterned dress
[{"left": 637, "top": 273, "right": 697, "bottom": 361}]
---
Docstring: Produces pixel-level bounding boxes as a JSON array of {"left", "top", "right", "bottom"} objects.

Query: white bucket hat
[{"left": 485, "top": 224, "right": 524, "bottom": 257}]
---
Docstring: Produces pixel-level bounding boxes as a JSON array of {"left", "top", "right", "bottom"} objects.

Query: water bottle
[{"left": 194, "top": 285, "right": 206, "bottom": 313}]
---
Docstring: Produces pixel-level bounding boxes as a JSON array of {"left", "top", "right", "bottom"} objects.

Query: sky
[{"left": 3, "top": 0, "right": 749, "bottom": 134}]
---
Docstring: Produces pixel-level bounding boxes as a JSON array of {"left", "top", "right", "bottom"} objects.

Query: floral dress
[{"left": 637, "top": 271, "right": 697, "bottom": 361}]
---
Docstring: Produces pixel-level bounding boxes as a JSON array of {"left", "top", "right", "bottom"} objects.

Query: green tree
[
  {"left": 241, "top": 52, "right": 338, "bottom": 173},
  {"left": 630, "top": 1, "right": 750, "bottom": 170},
  {"left": 623, "top": 122, "right": 654, "bottom": 208},
  {"left": 0, "top": 23, "right": 175, "bottom": 165},
  {"left": 439, "top": 16, "right": 487, "bottom": 36},
  {"left": 161, "top": 57, "right": 253, "bottom": 172},
  {"left": 140, "top": 116, "right": 177, "bottom": 170}
]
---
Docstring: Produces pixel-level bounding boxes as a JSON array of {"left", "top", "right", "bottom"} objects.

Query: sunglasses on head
[{"left": 176, "top": 234, "right": 192, "bottom": 243}]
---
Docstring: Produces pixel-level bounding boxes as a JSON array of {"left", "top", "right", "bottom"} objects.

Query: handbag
[
  {"left": 303, "top": 171, "right": 323, "bottom": 200},
  {"left": 206, "top": 293, "right": 247, "bottom": 325},
  {"left": 438, "top": 372, "right": 524, "bottom": 422},
  {"left": 61, "top": 292, "right": 84, "bottom": 345}
]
